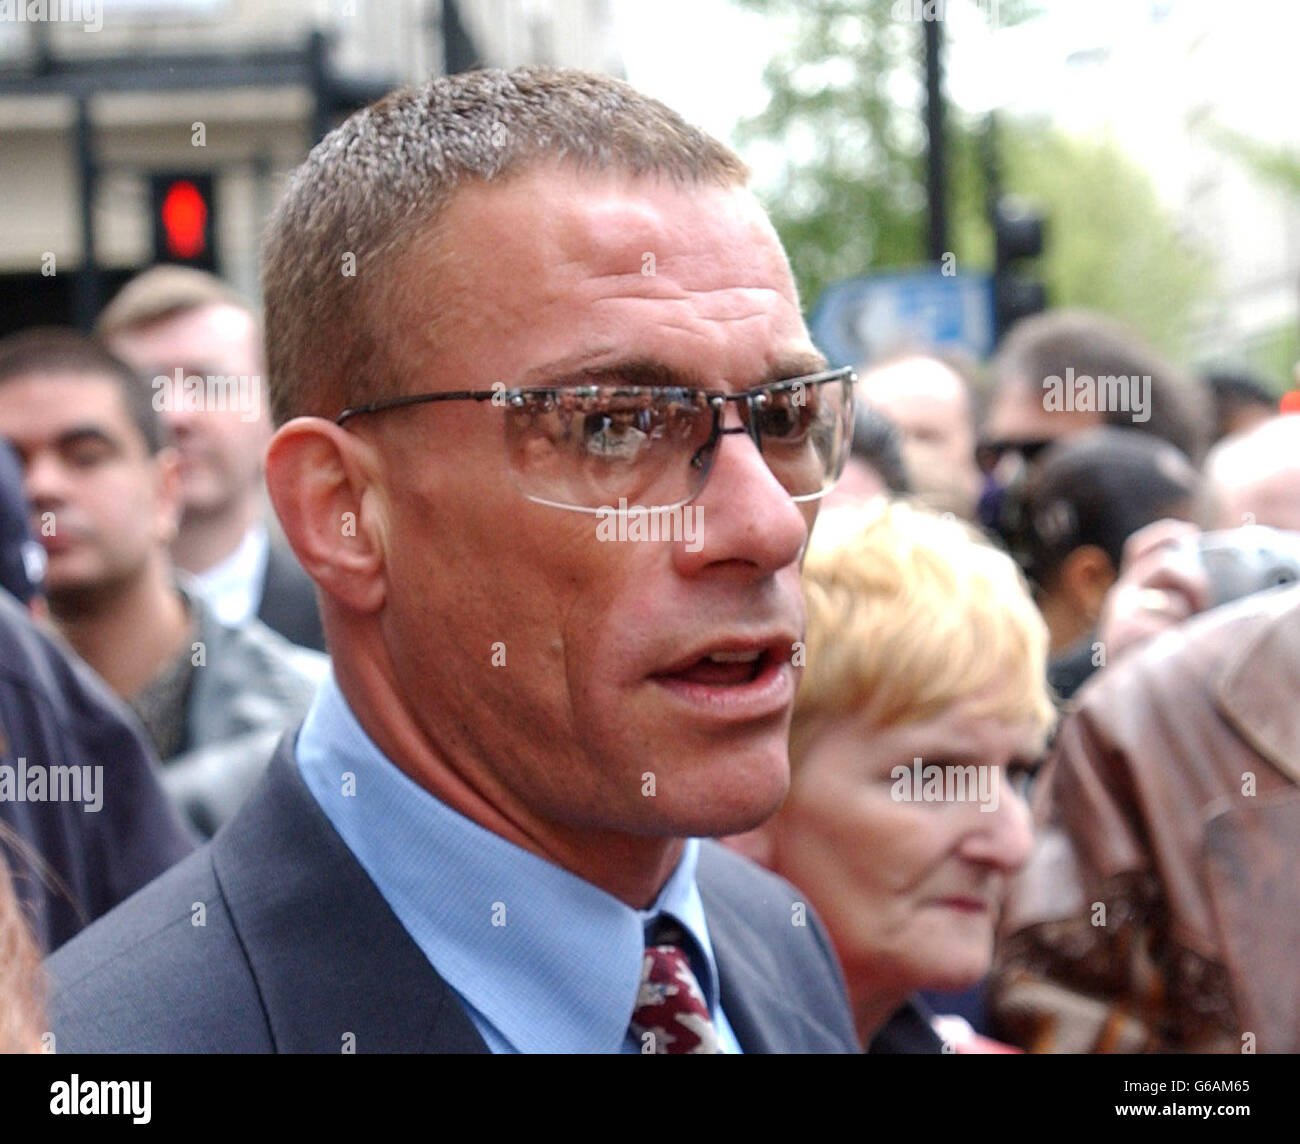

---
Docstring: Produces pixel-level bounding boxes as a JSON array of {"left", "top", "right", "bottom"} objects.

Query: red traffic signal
[
  {"left": 160, "top": 180, "right": 207, "bottom": 259},
  {"left": 149, "top": 173, "right": 217, "bottom": 271}
]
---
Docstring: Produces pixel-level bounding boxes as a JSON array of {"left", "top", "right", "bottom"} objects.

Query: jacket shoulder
[
  {"left": 697, "top": 838, "right": 807, "bottom": 920},
  {"left": 1069, "top": 583, "right": 1300, "bottom": 782},
  {"left": 697, "top": 840, "right": 859, "bottom": 1052},
  {"left": 696, "top": 840, "right": 836, "bottom": 968},
  {"left": 44, "top": 845, "right": 272, "bottom": 1053},
  {"left": 0, "top": 590, "right": 195, "bottom": 949},
  {"left": 1085, "top": 583, "right": 1300, "bottom": 704}
]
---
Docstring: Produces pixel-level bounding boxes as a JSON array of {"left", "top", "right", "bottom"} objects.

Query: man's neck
[
  {"left": 173, "top": 495, "right": 261, "bottom": 576},
  {"left": 333, "top": 651, "right": 685, "bottom": 910},
  {"left": 51, "top": 560, "right": 192, "bottom": 699},
  {"left": 1039, "top": 592, "right": 1090, "bottom": 656}
]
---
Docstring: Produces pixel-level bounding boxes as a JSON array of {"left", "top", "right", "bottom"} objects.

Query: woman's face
[{"left": 771, "top": 694, "right": 1040, "bottom": 1008}]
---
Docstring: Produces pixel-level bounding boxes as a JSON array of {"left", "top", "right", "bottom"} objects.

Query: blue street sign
[{"left": 808, "top": 270, "right": 996, "bottom": 368}]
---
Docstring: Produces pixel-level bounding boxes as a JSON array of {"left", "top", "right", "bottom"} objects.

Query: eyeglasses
[
  {"left": 974, "top": 437, "right": 1056, "bottom": 476},
  {"left": 336, "top": 366, "right": 856, "bottom": 514}
]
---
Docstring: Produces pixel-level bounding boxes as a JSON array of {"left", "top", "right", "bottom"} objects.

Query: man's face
[
  {"left": 979, "top": 376, "right": 1105, "bottom": 508},
  {"left": 361, "top": 165, "right": 821, "bottom": 841},
  {"left": 860, "top": 358, "right": 981, "bottom": 516},
  {"left": 0, "top": 374, "right": 176, "bottom": 601},
  {"left": 984, "top": 374, "right": 1103, "bottom": 452},
  {"left": 106, "top": 304, "right": 267, "bottom": 518}
]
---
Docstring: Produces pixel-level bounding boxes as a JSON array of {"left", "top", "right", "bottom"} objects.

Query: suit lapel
[
  {"left": 211, "top": 736, "right": 489, "bottom": 1053},
  {"left": 208, "top": 740, "right": 850, "bottom": 1053}
]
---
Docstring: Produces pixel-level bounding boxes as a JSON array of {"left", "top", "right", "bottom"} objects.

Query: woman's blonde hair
[
  {"left": 0, "top": 825, "right": 46, "bottom": 1052},
  {"left": 792, "top": 499, "right": 1056, "bottom": 764}
]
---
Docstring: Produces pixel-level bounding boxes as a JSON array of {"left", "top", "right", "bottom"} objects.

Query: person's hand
[{"left": 1098, "top": 519, "right": 1212, "bottom": 662}]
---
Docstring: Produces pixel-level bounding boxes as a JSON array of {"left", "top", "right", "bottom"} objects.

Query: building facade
[{"left": 0, "top": 0, "right": 622, "bottom": 328}]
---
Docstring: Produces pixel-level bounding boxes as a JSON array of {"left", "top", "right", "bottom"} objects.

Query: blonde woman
[{"left": 730, "top": 500, "right": 1056, "bottom": 1051}]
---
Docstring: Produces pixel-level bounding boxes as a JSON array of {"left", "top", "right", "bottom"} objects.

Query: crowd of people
[{"left": 0, "top": 65, "right": 1295, "bottom": 1055}]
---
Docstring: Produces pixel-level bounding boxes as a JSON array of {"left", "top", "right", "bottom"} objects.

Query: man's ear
[
  {"left": 152, "top": 445, "right": 184, "bottom": 546},
  {"left": 265, "top": 418, "right": 387, "bottom": 614},
  {"left": 1059, "top": 544, "right": 1117, "bottom": 623}
]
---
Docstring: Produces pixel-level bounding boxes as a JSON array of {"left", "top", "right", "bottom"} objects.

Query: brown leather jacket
[{"left": 991, "top": 583, "right": 1300, "bottom": 1053}]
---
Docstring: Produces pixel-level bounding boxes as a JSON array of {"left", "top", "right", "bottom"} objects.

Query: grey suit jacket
[
  {"left": 154, "top": 585, "right": 326, "bottom": 838},
  {"left": 46, "top": 734, "right": 859, "bottom": 1053}
]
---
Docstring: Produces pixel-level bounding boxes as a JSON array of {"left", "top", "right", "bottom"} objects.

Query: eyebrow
[
  {"left": 519, "top": 351, "right": 832, "bottom": 393},
  {"left": 2, "top": 426, "right": 121, "bottom": 468},
  {"left": 55, "top": 426, "right": 121, "bottom": 452}
]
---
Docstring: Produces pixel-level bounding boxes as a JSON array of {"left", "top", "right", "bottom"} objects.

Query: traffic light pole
[
  {"left": 308, "top": 29, "right": 396, "bottom": 145},
  {"left": 923, "top": 14, "right": 948, "bottom": 264},
  {"left": 985, "top": 112, "right": 1047, "bottom": 341},
  {"left": 982, "top": 113, "right": 1001, "bottom": 231},
  {"left": 73, "top": 95, "right": 101, "bottom": 332}
]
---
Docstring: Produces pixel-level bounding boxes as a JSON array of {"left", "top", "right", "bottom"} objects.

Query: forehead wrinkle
[
  {"left": 415, "top": 178, "right": 810, "bottom": 399},
  {"left": 556, "top": 190, "right": 789, "bottom": 283},
  {"left": 575, "top": 276, "right": 801, "bottom": 337},
  {"left": 432, "top": 164, "right": 781, "bottom": 274}
]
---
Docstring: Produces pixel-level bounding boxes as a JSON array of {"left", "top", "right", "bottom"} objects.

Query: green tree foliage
[
  {"left": 733, "top": 0, "right": 1209, "bottom": 360},
  {"left": 1198, "top": 124, "right": 1300, "bottom": 387},
  {"left": 997, "top": 120, "right": 1210, "bottom": 358},
  {"left": 1204, "top": 124, "right": 1300, "bottom": 198},
  {"left": 733, "top": 0, "right": 928, "bottom": 306}
]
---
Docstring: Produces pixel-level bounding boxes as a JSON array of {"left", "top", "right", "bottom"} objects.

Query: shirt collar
[
  {"left": 193, "top": 523, "right": 269, "bottom": 628},
  {"left": 295, "top": 669, "right": 723, "bottom": 1053}
]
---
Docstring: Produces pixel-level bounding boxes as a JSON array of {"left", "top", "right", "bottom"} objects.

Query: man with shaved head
[
  {"left": 1096, "top": 414, "right": 1300, "bottom": 662},
  {"left": 46, "top": 68, "right": 859, "bottom": 1054}
]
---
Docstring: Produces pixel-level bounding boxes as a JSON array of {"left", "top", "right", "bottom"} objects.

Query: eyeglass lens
[{"left": 501, "top": 377, "right": 851, "bottom": 511}]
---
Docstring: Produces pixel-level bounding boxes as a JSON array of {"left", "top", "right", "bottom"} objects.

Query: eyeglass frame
[{"left": 334, "top": 365, "right": 858, "bottom": 514}]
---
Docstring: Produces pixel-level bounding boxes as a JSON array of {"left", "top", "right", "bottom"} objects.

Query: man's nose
[
  {"left": 24, "top": 452, "right": 69, "bottom": 509},
  {"left": 672, "top": 403, "right": 811, "bottom": 578},
  {"left": 160, "top": 401, "right": 201, "bottom": 436}
]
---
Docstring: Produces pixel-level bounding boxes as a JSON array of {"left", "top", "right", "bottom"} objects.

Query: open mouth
[
  {"left": 654, "top": 647, "right": 769, "bottom": 687},
  {"left": 648, "top": 641, "right": 796, "bottom": 722}
]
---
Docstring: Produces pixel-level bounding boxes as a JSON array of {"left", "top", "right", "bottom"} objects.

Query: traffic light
[
  {"left": 992, "top": 195, "right": 1046, "bottom": 340},
  {"left": 149, "top": 173, "right": 217, "bottom": 272}
]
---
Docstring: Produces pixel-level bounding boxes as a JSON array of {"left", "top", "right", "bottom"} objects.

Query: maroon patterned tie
[{"left": 629, "top": 921, "right": 721, "bottom": 1054}]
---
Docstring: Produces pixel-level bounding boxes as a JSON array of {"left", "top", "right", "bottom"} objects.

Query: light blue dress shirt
[{"left": 295, "top": 669, "right": 742, "bottom": 1054}]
